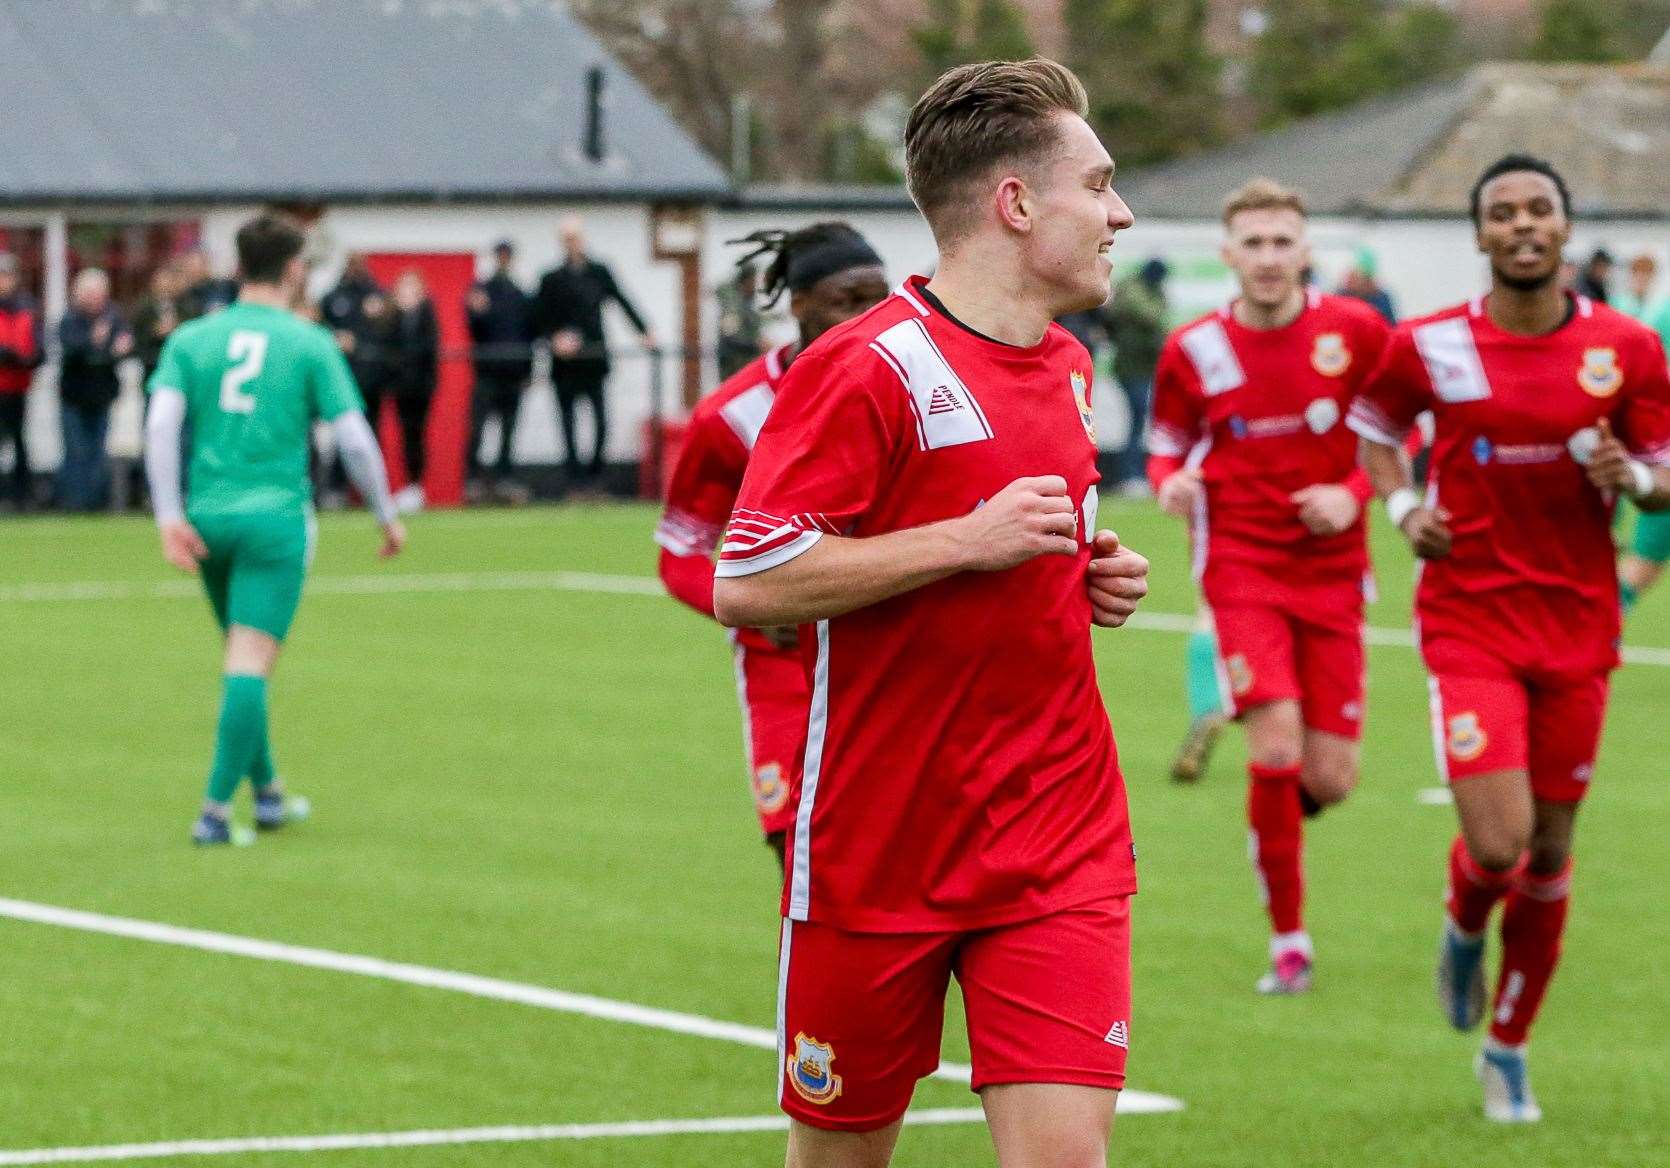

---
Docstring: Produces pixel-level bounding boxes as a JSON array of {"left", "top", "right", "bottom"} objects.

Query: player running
[
  {"left": 713, "top": 60, "right": 1151, "bottom": 1168},
  {"left": 1350, "top": 155, "right": 1670, "bottom": 1122},
  {"left": 655, "top": 223, "right": 887, "bottom": 870},
  {"left": 144, "top": 213, "right": 404, "bottom": 846},
  {"left": 1148, "top": 179, "right": 1391, "bottom": 994}
]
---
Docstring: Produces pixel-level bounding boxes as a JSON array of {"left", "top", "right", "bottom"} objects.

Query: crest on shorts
[
  {"left": 786, "top": 1033, "right": 843, "bottom": 1105},
  {"left": 1311, "top": 333, "right": 1351, "bottom": 377},
  {"left": 1071, "top": 369, "right": 1096, "bottom": 443},
  {"left": 753, "top": 762, "right": 789, "bottom": 815},
  {"left": 1446, "top": 712, "right": 1488, "bottom": 762},
  {"left": 1577, "top": 348, "right": 1622, "bottom": 398},
  {"left": 1225, "top": 653, "right": 1254, "bottom": 697}
]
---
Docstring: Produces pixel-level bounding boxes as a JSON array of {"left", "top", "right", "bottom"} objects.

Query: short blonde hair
[
  {"left": 905, "top": 58, "right": 1090, "bottom": 244},
  {"left": 1222, "top": 178, "right": 1307, "bottom": 227}
]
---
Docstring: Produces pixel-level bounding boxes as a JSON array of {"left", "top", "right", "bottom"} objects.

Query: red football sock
[
  {"left": 1445, "top": 834, "right": 1523, "bottom": 935},
  {"left": 1489, "top": 861, "right": 1572, "bottom": 1047},
  {"left": 1247, "top": 763, "right": 1304, "bottom": 936}
]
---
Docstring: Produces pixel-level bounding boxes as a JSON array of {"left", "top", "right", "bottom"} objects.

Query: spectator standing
[
  {"left": 177, "top": 249, "right": 239, "bottom": 320},
  {"left": 465, "top": 240, "right": 534, "bottom": 503},
  {"left": 387, "top": 270, "right": 438, "bottom": 513},
  {"left": 1102, "top": 256, "right": 1170, "bottom": 494},
  {"left": 714, "top": 262, "right": 766, "bottom": 380},
  {"left": 132, "top": 263, "right": 186, "bottom": 377},
  {"left": 1338, "top": 247, "right": 1397, "bottom": 323},
  {"left": 532, "top": 217, "right": 657, "bottom": 490},
  {"left": 1614, "top": 251, "right": 1670, "bottom": 329},
  {"left": 1575, "top": 247, "right": 1613, "bottom": 303},
  {"left": 57, "top": 269, "right": 132, "bottom": 510},
  {"left": 0, "top": 253, "right": 44, "bottom": 511}
]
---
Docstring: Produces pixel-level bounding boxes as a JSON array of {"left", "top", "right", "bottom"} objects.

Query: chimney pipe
[{"left": 584, "top": 66, "right": 606, "bottom": 162}]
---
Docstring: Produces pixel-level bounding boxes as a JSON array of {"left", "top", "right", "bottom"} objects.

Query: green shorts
[
  {"left": 192, "top": 509, "right": 316, "bottom": 641},
  {"left": 1631, "top": 507, "right": 1670, "bottom": 565}
]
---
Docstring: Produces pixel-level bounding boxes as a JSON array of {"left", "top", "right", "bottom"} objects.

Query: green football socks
[
  {"left": 205, "top": 674, "right": 268, "bottom": 804},
  {"left": 1187, "top": 627, "right": 1225, "bottom": 720}
]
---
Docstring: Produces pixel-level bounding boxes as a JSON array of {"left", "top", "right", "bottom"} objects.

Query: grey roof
[
  {"left": 1112, "top": 76, "right": 1477, "bottom": 220},
  {"left": 0, "top": 0, "right": 730, "bottom": 205},
  {"left": 1114, "top": 63, "right": 1670, "bottom": 221}
]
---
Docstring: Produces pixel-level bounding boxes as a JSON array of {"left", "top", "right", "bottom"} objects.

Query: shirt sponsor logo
[
  {"left": 1447, "top": 711, "right": 1488, "bottom": 762},
  {"left": 1229, "top": 415, "right": 1248, "bottom": 439},
  {"left": 786, "top": 1033, "right": 843, "bottom": 1105},
  {"left": 1473, "top": 435, "right": 1493, "bottom": 465},
  {"left": 1071, "top": 369, "right": 1096, "bottom": 443},
  {"left": 1104, "top": 1020, "right": 1130, "bottom": 1049},
  {"left": 1310, "top": 332, "right": 1351, "bottom": 377},
  {"left": 1577, "top": 348, "right": 1623, "bottom": 398},
  {"left": 1304, "top": 397, "right": 1341, "bottom": 434},
  {"left": 1492, "top": 443, "right": 1566, "bottom": 465},
  {"left": 1229, "top": 414, "right": 1305, "bottom": 440},
  {"left": 754, "top": 762, "right": 790, "bottom": 815}
]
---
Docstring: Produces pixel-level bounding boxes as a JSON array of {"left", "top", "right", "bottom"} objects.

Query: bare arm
[{"left": 713, "top": 475, "right": 1079, "bottom": 628}]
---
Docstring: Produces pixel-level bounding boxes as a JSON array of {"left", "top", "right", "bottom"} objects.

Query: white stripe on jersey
[
  {"left": 788, "top": 620, "right": 831, "bottom": 921},
  {"left": 719, "top": 382, "right": 775, "bottom": 450}
]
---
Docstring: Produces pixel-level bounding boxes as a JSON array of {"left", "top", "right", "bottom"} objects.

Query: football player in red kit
[
  {"left": 656, "top": 224, "right": 888, "bottom": 870},
  {"left": 1351, "top": 155, "right": 1670, "bottom": 1122},
  {"left": 1148, "top": 179, "right": 1390, "bottom": 994},
  {"left": 712, "top": 60, "right": 1151, "bottom": 1168}
]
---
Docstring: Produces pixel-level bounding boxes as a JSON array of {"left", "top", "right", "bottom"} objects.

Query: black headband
[{"left": 784, "top": 233, "right": 883, "bottom": 292}]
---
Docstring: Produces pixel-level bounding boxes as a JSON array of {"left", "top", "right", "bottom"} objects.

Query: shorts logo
[
  {"left": 753, "top": 762, "right": 789, "bottom": 814},
  {"left": 786, "top": 1033, "right": 843, "bottom": 1105},
  {"left": 1304, "top": 397, "right": 1341, "bottom": 435},
  {"left": 1577, "top": 348, "right": 1622, "bottom": 398},
  {"left": 1226, "top": 653, "right": 1254, "bottom": 697},
  {"left": 1447, "top": 711, "right": 1488, "bottom": 762},
  {"left": 1311, "top": 332, "right": 1351, "bottom": 377},
  {"left": 1071, "top": 369, "right": 1096, "bottom": 443},
  {"left": 1103, "top": 1020, "right": 1129, "bottom": 1049},
  {"left": 1341, "top": 700, "right": 1362, "bottom": 722},
  {"left": 1572, "top": 762, "right": 1594, "bottom": 784}
]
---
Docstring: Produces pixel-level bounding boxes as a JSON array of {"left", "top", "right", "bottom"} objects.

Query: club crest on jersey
[
  {"left": 1447, "top": 712, "right": 1488, "bottom": 762},
  {"left": 1071, "top": 369, "right": 1096, "bottom": 442},
  {"left": 786, "top": 1033, "right": 842, "bottom": 1105},
  {"left": 1225, "top": 653, "right": 1254, "bottom": 697},
  {"left": 1310, "top": 332, "right": 1351, "bottom": 377},
  {"left": 1577, "top": 348, "right": 1622, "bottom": 398},
  {"left": 753, "top": 762, "right": 789, "bottom": 815}
]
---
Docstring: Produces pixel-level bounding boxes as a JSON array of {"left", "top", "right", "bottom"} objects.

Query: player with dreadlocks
[{"left": 656, "top": 222, "right": 888, "bottom": 872}]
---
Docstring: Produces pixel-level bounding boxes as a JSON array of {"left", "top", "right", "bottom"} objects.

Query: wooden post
[{"left": 649, "top": 203, "right": 705, "bottom": 409}]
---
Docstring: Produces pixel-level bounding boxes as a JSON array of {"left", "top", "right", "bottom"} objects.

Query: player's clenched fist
[
  {"left": 1400, "top": 504, "right": 1452, "bottom": 559},
  {"left": 1087, "top": 529, "right": 1149, "bottom": 627},
  {"left": 955, "top": 475, "right": 1080, "bottom": 570},
  {"left": 1156, "top": 467, "right": 1202, "bottom": 518}
]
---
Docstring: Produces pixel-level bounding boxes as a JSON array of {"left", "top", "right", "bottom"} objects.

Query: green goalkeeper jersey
[{"left": 147, "top": 300, "right": 364, "bottom": 516}]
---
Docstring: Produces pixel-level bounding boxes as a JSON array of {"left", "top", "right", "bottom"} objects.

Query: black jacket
[
  {"left": 58, "top": 307, "right": 129, "bottom": 411},
  {"left": 532, "top": 257, "right": 648, "bottom": 371},
  {"left": 467, "top": 272, "right": 533, "bottom": 380},
  {"left": 180, "top": 277, "right": 239, "bottom": 321},
  {"left": 386, "top": 302, "right": 439, "bottom": 399}
]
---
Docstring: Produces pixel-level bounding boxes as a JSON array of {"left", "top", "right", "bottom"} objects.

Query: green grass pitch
[{"left": 1, "top": 501, "right": 1666, "bottom": 1166}]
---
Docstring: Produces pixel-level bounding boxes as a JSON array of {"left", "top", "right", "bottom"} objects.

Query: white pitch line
[
  {"left": 0, "top": 1108, "right": 1007, "bottom": 1166},
  {"left": 3, "top": 568, "right": 1667, "bottom": 667},
  {"left": 0, "top": 897, "right": 1184, "bottom": 1113},
  {"left": 1416, "top": 787, "right": 1455, "bottom": 806}
]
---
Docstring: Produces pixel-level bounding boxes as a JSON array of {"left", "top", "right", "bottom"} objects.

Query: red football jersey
[
  {"left": 717, "top": 275, "right": 1135, "bottom": 932},
  {"left": 1148, "top": 291, "right": 1391, "bottom": 594},
  {"left": 656, "top": 343, "right": 794, "bottom": 654},
  {"left": 1349, "top": 294, "right": 1670, "bottom": 667}
]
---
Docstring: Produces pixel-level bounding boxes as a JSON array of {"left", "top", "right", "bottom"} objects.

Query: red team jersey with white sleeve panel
[
  {"left": 1149, "top": 290, "right": 1392, "bottom": 596},
  {"left": 655, "top": 343, "right": 804, "bottom": 833},
  {"left": 1349, "top": 294, "right": 1670, "bottom": 669},
  {"left": 717, "top": 275, "right": 1136, "bottom": 932}
]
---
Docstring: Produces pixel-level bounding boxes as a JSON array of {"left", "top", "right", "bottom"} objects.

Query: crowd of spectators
[{"left": 0, "top": 216, "right": 657, "bottom": 514}]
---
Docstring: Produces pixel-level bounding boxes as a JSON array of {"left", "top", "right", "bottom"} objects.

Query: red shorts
[
  {"left": 776, "top": 897, "right": 1131, "bottom": 1132},
  {"left": 732, "top": 639, "right": 806, "bottom": 836},
  {"left": 1422, "top": 636, "right": 1610, "bottom": 804},
  {"left": 1209, "top": 589, "right": 1365, "bottom": 739}
]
